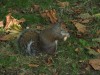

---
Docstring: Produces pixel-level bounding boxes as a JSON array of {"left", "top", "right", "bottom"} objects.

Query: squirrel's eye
[{"left": 66, "top": 26, "right": 68, "bottom": 28}]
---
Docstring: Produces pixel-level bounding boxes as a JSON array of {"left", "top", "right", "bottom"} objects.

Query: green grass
[{"left": 0, "top": 0, "right": 100, "bottom": 75}]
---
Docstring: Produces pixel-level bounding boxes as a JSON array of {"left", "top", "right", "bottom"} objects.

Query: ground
[{"left": 0, "top": 0, "right": 100, "bottom": 75}]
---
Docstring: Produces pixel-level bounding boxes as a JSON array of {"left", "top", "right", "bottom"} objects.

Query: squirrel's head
[{"left": 53, "top": 22, "right": 70, "bottom": 41}]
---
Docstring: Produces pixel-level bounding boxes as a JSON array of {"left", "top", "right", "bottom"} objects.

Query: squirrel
[{"left": 17, "top": 22, "right": 70, "bottom": 56}]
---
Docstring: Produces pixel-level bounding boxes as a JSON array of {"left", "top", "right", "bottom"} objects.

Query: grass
[{"left": 0, "top": 0, "right": 100, "bottom": 75}]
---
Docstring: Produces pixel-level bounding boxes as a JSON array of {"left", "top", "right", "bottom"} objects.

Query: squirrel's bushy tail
[{"left": 17, "top": 29, "right": 39, "bottom": 55}]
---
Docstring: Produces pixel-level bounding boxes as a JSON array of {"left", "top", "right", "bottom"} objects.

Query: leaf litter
[
  {"left": 0, "top": 0, "right": 100, "bottom": 74},
  {"left": 0, "top": 13, "right": 25, "bottom": 41},
  {"left": 89, "top": 59, "right": 100, "bottom": 71}
]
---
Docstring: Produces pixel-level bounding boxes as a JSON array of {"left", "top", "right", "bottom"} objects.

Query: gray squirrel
[{"left": 18, "top": 22, "right": 70, "bottom": 55}]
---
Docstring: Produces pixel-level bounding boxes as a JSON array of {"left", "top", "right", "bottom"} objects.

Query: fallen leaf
[
  {"left": 0, "top": 13, "right": 25, "bottom": 41},
  {"left": 89, "top": 59, "right": 100, "bottom": 70},
  {"left": 36, "top": 24, "right": 45, "bottom": 30},
  {"left": 90, "top": 47, "right": 100, "bottom": 53},
  {"left": 81, "top": 19, "right": 90, "bottom": 24},
  {"left": 75, "top": 48, "right": 80, "bottom": 53},
  {"left": 32, "top": 4, "right": 40, "bottom": 12},
  {"left": 5, "top": 13, "right": 12, "bottom": 29},
  {"left": 45, "top": 56, "right": 53, "bottom": 66},
  {"left": 5, "top": 13, "right": 25, "bottom": 29},
  {"left": 57, "top": 1, "right": 69, "bottom": 8},
  {"left": 28, "top": 64, "right": 39, "bottom": 68},
  {"left": 96, "top": 30, "right": 100, "bottom": 35},
  {"left": 0, "top": 24, "right": 22, "bottom": 41},
  {"left": 19, "top": 18, "right": 26, "bottom": 23},
  {"left": 0, "top": 33, "right": 19, "bottom": 41},
  {"left": 70, "top": 20, "right": 77, "bottom": 23},
  {"left": 0, "top": 21, "right": 4, "bottom": 27},
  {"left": 97, "top": 49, "right": 100, "bottom": 53},
  {"left": 47, "top": 9, "right": 57, "bottom": 24},
  {"left": 40, "top": 9, "right": 58, "bottom": 24},
  {"left": 10, "top": 24, "right": 22, "bottom": 32},
  {"left": 73, "top": 22, "right": 87, "bottom": 33},
  {"left": 40, "top": 11, "right": 47, "bottom": 18},
  {"left": 86, "top": 47, "right": 99, "bottom": 56},
  {"left": 71, "top": 7, "right": 83, "bottom": 14},
  {"left": 77, "top": 13, "right": 93, "bottom": 24}
]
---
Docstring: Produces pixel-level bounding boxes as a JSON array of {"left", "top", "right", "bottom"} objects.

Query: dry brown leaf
[
  {"left": 47, "top": 9, "right": 57, "bottom": 24},
  {"left": 28, "top": 64, "right": 39, "bottom": 68},
  {"left": 32, "top": 4, "right": 40, "bottom": 12},
  {"left": 5, "top": 13, "right": 12, "bottom": 29},
  {"left": 96, "top": 30, "right": 100, "bottom": 35},
  {"left": 0, "top": 33, "right": 18, "bottom": 41},
  {"left": 36, "top": 24, "right": 45, "bottom": 30},
  {"left": 40, "top": 9, "right": 58, "bottom": 24},
  {"left": 57, "top": 1, "right": 69, "bottom": 8},
  {"left": 0, "top": 21, "right": 4, "bottom": 27},
  {"left": 40, "top": 12, "right": 47, "bottom": 18},
  {"left": 86, "top": 47, "right": 99, "bottom": 56},
  {"left": 73, "top": 22, "right": 87, "bottom": 33},
  {"left": 0, "top": 24, "right": 22, "bottom": 41},
  {"left": 75, "top": 48, "right": 80, "bottom": 53},
  {"left": 90, "top": 47, "right": 100, "bottom": 53},
  {"left": 81, "top": 19, "right": 90, "bottom": 24},
  {"left": 97, "top": 49, "right": 100, "bottom": 53},
  {"left": 5, "top": 13, "right": 25, "bottom": 29},
  {"left": 89, "top": 59, "right": 100, "bottom": 70},
  {"left": 71, "top": 7, "right": 83, "bottom": 14},
  {"left": 0, "top": 13, "right": 25, "bottom": 41},
  {"left": 45, "top": 56, "right": 53, "bottom": 66},
  {"left": 77, "top": 13, "right": 93, "bottom": 24},
  {"left": 19, "top": 18, "right": 26, "bottom": 23}
]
